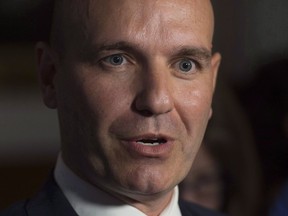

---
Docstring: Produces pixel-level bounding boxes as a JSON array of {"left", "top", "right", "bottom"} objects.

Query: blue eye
[
  {"left": 107, "top": 54, "right": 124, "bottom": 65},
  {"left": 178, "top": 59, "right": 195, "bottom": 72}
]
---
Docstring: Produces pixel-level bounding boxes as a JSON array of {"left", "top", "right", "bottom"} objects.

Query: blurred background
[{"left": 1, "top": 0, "right": 288, "bottom": 215}]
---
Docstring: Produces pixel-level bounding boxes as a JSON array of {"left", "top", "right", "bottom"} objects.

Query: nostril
[
  {"left": 139, "top": 109, "right": 154, "bottom": 117},
  {"left": 131, "top": 100, "right": 154, "bottom": 116},
  {"left": 132, "top": 84, "right": 174, "bottom": 116}
]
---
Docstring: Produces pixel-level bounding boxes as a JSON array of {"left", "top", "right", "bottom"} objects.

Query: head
[{"left": 37, "top": 0, "right": 220, "bottom": 209}]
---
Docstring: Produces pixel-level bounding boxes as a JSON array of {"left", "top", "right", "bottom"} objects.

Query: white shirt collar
[{"left": 54, "top": 154, "right": 182, "bottom": 216}]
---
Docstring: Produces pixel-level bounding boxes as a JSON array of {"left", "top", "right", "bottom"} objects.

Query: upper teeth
[
  {"left": 136, "top": 138, "right": 166, "bottom": 146},
  {"left": 137, "top": 141, "right": 160, "bottom": 146}
]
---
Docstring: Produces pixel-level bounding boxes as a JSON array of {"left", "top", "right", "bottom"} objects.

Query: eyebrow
[
  {"left": 83, "top": 41, "right": 212, "bottom": 65},
  {"left": 97, "top": 41, "right": 211, "bottom": 57},
  {"left": 173, "top": 47, "right": 212, "bottom": 60},
  {"left": 81, "top": 41, "right": 141, "bottom": 61},
  {"left": 172, "top": 46, "right": 212, "bottom": 68},
  {"left": 97, "top": 41, "right": 137, "bottom": 51}
]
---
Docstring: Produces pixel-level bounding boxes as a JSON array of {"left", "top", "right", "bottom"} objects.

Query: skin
[{"left": 36, "top": 0, "right": 221, "bottom": 215}]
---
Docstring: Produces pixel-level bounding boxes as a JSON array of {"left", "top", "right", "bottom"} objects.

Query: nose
[{"left": 134, "top": 68, "right": 174, "bottom": 116}]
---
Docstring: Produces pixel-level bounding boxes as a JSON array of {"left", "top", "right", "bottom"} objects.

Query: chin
[{"left": 119, "top": 165, "right": 180, "bottom": 197}]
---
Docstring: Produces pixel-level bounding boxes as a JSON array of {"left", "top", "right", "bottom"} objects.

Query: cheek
[
  {"left": 175, "top": 83, "right": 213, "bottom": 134},
  {"left": 174, "top": 81, "right": 213, "bottom": 162},
  {"left": 79, "top": 76, "right": 133, "bottom": 131},
  {"left": 56, "top": 67, "right": 131, "bottom": 140}
]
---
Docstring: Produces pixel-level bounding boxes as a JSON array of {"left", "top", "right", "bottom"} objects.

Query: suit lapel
[
  {"left": 25, "top": 176, "right": 78, "bottom": 216},
  {"left": 23, "top": 175, "right": 222, "bottom": 216}
]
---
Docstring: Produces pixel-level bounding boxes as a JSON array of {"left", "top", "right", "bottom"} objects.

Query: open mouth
[
  {"left": 136, "top": 138, "right": 167, "bottom": 146},
  {"left": 121, "top": 135, "right": 173, "bottom": 157}
]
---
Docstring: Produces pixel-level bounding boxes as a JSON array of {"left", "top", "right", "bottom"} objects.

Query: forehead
[{"left": 58, "top": 0, "right": 214, "bottom": 52}]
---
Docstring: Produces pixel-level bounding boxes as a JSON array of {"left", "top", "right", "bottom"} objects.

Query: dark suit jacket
[{"left": 0, "top": 177, "right": 225, "bottom": 216}]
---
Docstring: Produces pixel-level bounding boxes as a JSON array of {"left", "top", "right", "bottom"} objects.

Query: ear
[
  {"left": 209, "top": 52, "right": 221, "bottom": 119},
  {"left": 36, "top": 42, "right": 58, "bottom": 109},
  {"left": 210, "top": 52, "right": 221, "bottom": 92}
]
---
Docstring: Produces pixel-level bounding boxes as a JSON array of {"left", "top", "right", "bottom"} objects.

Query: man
[{"left": 1, "top": 0, "right": 222, "bottom": 215}]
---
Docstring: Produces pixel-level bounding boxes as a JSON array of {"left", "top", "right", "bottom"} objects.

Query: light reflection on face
[{"left": 43, "top": 0, "right": 220, "bottom": 203}]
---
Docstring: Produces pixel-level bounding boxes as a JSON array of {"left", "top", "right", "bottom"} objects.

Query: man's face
[{"left": 42, "top": 0, "right": 220, "bottom": 200}]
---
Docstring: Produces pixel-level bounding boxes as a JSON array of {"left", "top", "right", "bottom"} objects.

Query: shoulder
[
  {"left": 0, "top": 176, "right": 76, "bottom": 216},
  {"left": 269, "top": 181, "right": 288, "bottom": 216},
  {"left": 0, "top": 201, "right": 28, "bottom": 216},
  {"left": 179, "top": 200, "right": 226, "bottom": 216}
]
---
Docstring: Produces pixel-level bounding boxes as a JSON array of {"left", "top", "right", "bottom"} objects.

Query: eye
[
  {"left": 178, "top": 59, "right": 196, "bottom": 72},
  {"left": 104, "top": 54, "right": 126, "bottom": 65}
]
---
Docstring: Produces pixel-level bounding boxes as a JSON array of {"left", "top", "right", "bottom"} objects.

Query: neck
[
  {"left": 62, "top": 154, "right": 177, "bottom": 216},
  {"left": 87, "top": 176, "right": 175, "bottom": 216},
  {"left": 117, "top": 190, "right": 174, "bottom": 216}
]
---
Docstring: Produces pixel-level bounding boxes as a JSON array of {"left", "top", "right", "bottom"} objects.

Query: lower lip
[{"left": 121, "top": 140, "right": 174, "bottom": 158}]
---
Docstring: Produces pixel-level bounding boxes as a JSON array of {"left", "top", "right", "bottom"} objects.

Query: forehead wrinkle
[
  {"left": 162, "top": 0, "right": 214, "bottom": 44},
  {"left": 143, "top": 0, "right": 212, "bottom": 43},
  {"left": 56, "top": 0, "right": 215, "bottom": 58},
  {"left": 125, "top": 2, "right": 161, "bottom": 37},
  {"left": 123, "top": 0, "right": 188, "bottom": 52}
]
